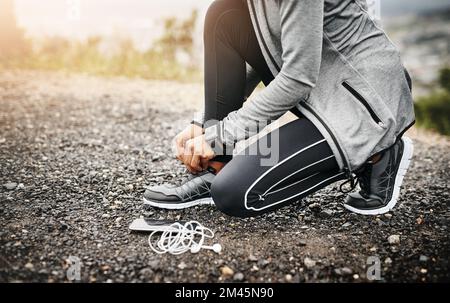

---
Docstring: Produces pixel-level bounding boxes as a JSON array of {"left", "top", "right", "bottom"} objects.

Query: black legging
[{"left": 204, "top": 0, "right": 345, "bottom": 217}]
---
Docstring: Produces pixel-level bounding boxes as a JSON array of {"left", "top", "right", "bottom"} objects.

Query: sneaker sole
[
  {"left": 344, "top": 137, "right": 414, "bottom": 216},
  {"left": 143, "top": 197, "right": 215, "bottom": 210}
]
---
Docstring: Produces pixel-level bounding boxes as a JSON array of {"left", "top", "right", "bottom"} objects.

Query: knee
[
  {"left": 211, "top": 173, "right": 249, "bottom": 218},
  {"left": 204, "top": 0, "right": 226, "bottom": 29},
  {"left": 204, "top": 0, "right": 242, "bottom": 38}
]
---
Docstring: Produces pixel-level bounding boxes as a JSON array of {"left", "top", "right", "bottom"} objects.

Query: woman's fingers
[
  {"left": 181, "top": 136, "right": 216, "bottom": 173},
  {"left": 200, "top": 157, "right": 210, "bottom": 170},
  {"left": 174, "top": 135, "right": 185, "bottom": 161},
  {"left": 190, "top": 155, "right": 203, "bottom": 172}
]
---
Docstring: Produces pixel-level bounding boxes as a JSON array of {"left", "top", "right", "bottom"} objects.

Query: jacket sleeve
[{"left": 204, "top": 0, "right": 324, "bottom": 149}]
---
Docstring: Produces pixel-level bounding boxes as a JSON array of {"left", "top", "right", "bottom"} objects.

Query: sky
[{"left": 12, "top": 0, "right": 450, "bottom": 48}]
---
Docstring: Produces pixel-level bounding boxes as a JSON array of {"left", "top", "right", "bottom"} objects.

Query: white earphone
[{"left": 148, "top": 220, "right": 222, "bottom": 255}]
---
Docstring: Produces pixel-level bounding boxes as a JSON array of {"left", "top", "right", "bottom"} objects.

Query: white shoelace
[{"left": 148, "top": 221, "right": 220, "bottom": 255}]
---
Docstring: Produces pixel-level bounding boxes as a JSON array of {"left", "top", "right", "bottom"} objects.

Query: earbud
[{"left": 191, "top": 243, "right": 222, "bottom": 254}]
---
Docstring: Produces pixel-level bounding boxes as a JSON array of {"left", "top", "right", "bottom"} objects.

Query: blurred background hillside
[{"left": 0, "top": 0, "right": 449, "bottom": 134}]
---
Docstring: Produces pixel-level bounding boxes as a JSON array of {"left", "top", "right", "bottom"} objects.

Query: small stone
[
  {"left": 416, "top": 216, "right": 424, "bottom": 225},
  {"left": 335, "top": 267, "right": 353, "bottom": 276},
  {"left": 285, "top": 274, "right": 293, "bottom": 282},
  {"left": 387, "top": 235, "right": 400, "bottom": 245},
  {"left": 233, "top": 272, "right": 244, "bottom": 281},
  {"left": 319, "top": 209, "right": 333, "bottom": 218},
  {"left": 178, "top": 262, "right": 187, "bottom": 270},
  {"left": 384, "top": 257, "right": 393, "bottom": 265},
  {"left": 17, "top": 183, "right": 25, "bottom": 189},
  {"left": 101, "top": 265, "right": 110, "bottom": 272},
  {"left": 102, "top": 213, "right": 110, "bottom": 219},
  {"left": 248, "top": 254, "right": 258, "bottom": 262},
  {"left": 308, "top": 203, "right": 321, "bottom": 212},
  {"left": 419, "top": 255, "right": 429, "bottom": 262},
  {"left": 3, "top": 182, "right": 18, "bottom": 190},
  {"left": 298, "top": 239, "right": 307, "bottom": 246},
  {"left": 115, "top": 217, "right": 123, "bottom": 223},
  {"left": 353, "top": 274, "right": 359, "bottom": 280},
  {"left": 341, "top": 222, "right": 352, "bottom": 228},
  {"left": 148, "top": 260, "right": 159, "bottom": 269},
  {"left": 220, "top": 266, "right": 234, "bottom": 278},
  {"left": 25, "top": 262, "right": 34, "bottom": 270},
  {"left": 304, "top": 257, "right": 316, "bottom": 269},
  {"left": 384, "top": 213, "right": 392, "bottom": 219},
  {"left": 420, "top": 268, "right": 427, "bottom": 274}
]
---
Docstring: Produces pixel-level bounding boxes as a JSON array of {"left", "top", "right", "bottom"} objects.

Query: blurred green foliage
[
  {"left": 0, "top": 10, "right": 201, "bottom": 81},
  {"left": 414, "top": 67, "right": 450, "bottom": 136}
]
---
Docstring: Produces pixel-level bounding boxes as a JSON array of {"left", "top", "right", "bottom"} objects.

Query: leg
[
  {"left": 203, "top": 0, "right": 273, "bottom": 122},
  {"left": 211, "top": 118, "right": 346, "bottom": 218}
]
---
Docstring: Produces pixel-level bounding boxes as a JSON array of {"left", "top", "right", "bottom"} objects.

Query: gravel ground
[{"left": 0, "top": 70, "right": 449, "bottom": 283}]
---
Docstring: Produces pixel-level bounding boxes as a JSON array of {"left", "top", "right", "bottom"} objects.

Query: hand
[
  {"left": 174, "top": 124, "right": 204, "bottom": 161},
  {"left": 181, "top": 135, "right": 215, "bottom": 174}
]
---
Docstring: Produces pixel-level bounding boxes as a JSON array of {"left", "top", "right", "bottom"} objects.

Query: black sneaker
[
  {"left": 143, "top": 170, "right": 215, "bottom": 209},
  {"left": 344, "top": 137, "right": 414, "bottom": 215}
]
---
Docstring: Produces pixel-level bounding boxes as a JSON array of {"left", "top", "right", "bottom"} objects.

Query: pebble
[
  {"left": 303, "top": 257, "right": 316, "bottom": 269},
  {"left": 233, "top": 272, "right": 244, "bottom": 281},
  {"left": 416, "top": 216, "right": 424, "bottom": 225},
  {"left": 388, "top": 235, "right": 400, "bottom": 245},
  {"left": 3, "top": 182, "right": 18, "bottom": 190},
  {"left": 419, "top": 255, "right": 429, "bottom": 262},
  {"left": 220, "top": 266, "right": 234, "bottom": 278},
  {"left": 335, "top": 267, "right": 353, "bottom": 276},
  {"left": 319, "top": 209, "right": 333, "bottom": 218},
  {"left": 285, "top": 274, "right": 293, "bottom": 282},
  {"left": 341, "top": 222, "right": 352, "bottom": 228},
  {"left": 25, "top": 262, "right": 34, "bottom": 270},
  {"left": 148, "top": 260, "right": 159, "bottom": 269},
  {"left": 308, "top": 203, "right": 321, "bottom": 212},
  {"left": 298, "top": 239, "right": 307, "bottom": 246},
  {"left": 248, "top": 254, "right": 258, "bottom": 262},
  {"left": 177, "top": 262, "right": 187, "bottom": 270},
  {"left": 384, "top": 257, "right": 393, "bottom": 265}
]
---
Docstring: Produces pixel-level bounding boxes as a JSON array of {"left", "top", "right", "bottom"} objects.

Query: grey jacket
[{"left": 204, "top": 0, "right": 415, "bottom": 173}]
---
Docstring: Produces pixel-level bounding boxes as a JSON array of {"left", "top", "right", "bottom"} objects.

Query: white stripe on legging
[
  {"left": 263, "top": 155, "right": 335, "bottom": 196},
  {"left": 246, "top": 172, "right": 345, "bottom": 211},
  {"left": 264, "top": 172, "right": 320, "bottom": 197},
  {"left": 244, "top": 138, "right": 327, "bottom": 211}
]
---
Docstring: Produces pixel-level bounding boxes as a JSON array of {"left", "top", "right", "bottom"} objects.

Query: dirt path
[{"left": 0, "top": 70, "right": 449, "bottom": 282}]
